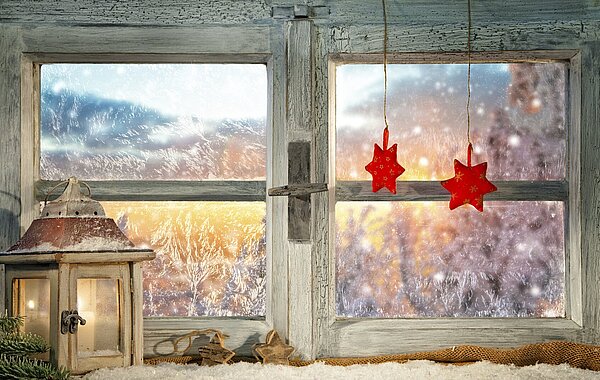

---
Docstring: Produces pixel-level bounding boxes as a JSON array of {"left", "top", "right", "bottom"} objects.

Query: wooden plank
[
  {"left": 329, "top": 21, "right": 600, "bottom": 54},
  {"left": 0, "top": 265, "right": 5, "bottom": 316},
  {"left": 2, "top": 0, "right": 597, "bottom": 26},
  {"left": 143, "top": 318, "right": 271, "bottom": 357},
  {"left": 331, "top": 51, "right": 579, "bottom": 64},
  {"left": 288, "top": 142, "right": 311, "bottom": 241},
  {"left": 24, "top": 53, "right": 271, "bottom": 64},
  {"left": 330, "top": 320, "right": 582, "bottom": 357},
  {"left": 36, "top": 180, "right": 266, "bottom": 202},
  {"left": 58, "top": 264, "right": 71, "bottom": 369},
  {"left": 322, "top": 0, "right": 592, "bottom": 25},
  {"left": 312, "top": 25, "right": 334, "bottom": 359},
  {"left": 286, "top": 19, "right": 314, "bottom": 243},
  {"left": 0, "top": 0, "right": 271, "bottom": 25},
  {"left": 268, "top": 183, "right": 327, "bottom": 197},
  {"left": 0, "top": 250, "right": 155, "bottom": 264},
  {"left": 131, "top": 263, "right": 144, "bottom": 365},
  {"left": 0, "top": 26, "right": 22, "bottom": 251},
  {"left": 567, "top": 53, "right": 583, "bottom": 326},
  {"left": 336, "top": 181, "right": 568, "bottom": 202},
  {"left": 20, "top": 55, "right": 38, "bottom": 237},
  {"left": 288, "top": 242, "right": 313, "bottom": 359},
  {"left": 267, "top": 23, "right": 289, "bottom": 340},
  {"left": 21, "top": 25, "right": 270, "bottom": 54},
  {"left": 580, "top": 42, "right": 600, "bottom": 344},
  {"left": 287, "top": 20, "right": 313, "bottom": 133}
]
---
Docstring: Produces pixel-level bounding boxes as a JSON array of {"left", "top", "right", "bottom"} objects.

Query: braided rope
[{"left": 289, "top": 341, "right": 600, "bottom": 371}]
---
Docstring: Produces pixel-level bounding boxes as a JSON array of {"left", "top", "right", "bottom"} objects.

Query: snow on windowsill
[
  {"left": 82, "top": 361, "right": 600, "bottom": 380},
  {"left": 9, "top": 237, "right": 133, "bottom": 253}
]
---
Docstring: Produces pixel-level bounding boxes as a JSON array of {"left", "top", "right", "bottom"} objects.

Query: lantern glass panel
[
  {"left": 77, "top": 279, "right": 121, "bottom": 356},
  {"left": 13, "top": 279, "right": 50, "bottom": 360}
]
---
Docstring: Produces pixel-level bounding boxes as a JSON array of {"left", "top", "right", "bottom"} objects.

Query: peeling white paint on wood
[{"left": 288, "top": 242, "right": 313, "bottom": 359}]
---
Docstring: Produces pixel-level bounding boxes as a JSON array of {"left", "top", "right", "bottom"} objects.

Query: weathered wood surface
[
  {"left": 20, "top": 26, "right": 271, "bottom": 54},
  {"left": 330, "top": 319, "right": 583, "bottom": 357},
  {"left": 336, "top": 181, "right": 568, "bottom": 202},
  {"left": 143, "top": 318, "right": 270, "bottom": 358},
  {"left": 327, "top": 22, "right": 600, "bottom": 54},
  {"left": 287, "top": 20, "right": 314, "bottom": 242},
  {"left": 288, "top": 242, "right": 313, "bottom": 359},
  {"left": 0, "top": 27, "right": 22, "bottom": 251},
  {"left": 131, "top": 262, "right": 145, "bottom": 365},
  {"left": 267, "top": 22, "right": 289, "bottom": 340},
  {"left": 268, "top": 183, "right": 327, "bottom": 196},
  {"left": 1, "top": 0, "right": 600, "bottom": 359},
  {"left": 1, "top": 0, "right": 598, "bottom": 26},
  {"left": 0, "top": 265, "right": 5, "bottom": 317},
  {"left": 331, "top": 51, "right": 578, "bottom": 64},
  {"left": 0, "top": 0, "right": 271, "bottom": 25},
  {"left": 567, "top": 53, "right": 583, "bottom": 326},
  {"left": 287, "top": 21, "right": 313, "bottom": 134},
  {"left": 36, "top": 180, "right": 266, "bottom": 202},
  {"left": 581, "top": 42, "right": 600, "bottom": 344},
  {"left": 0, "top": 250, "right": 155, "bottom": 264},
  {"left": 288, "top": 146, "right": 311, "bottom": 241},
  {"left": 312, "top": 25, "right": 332, "bottom": 359}
]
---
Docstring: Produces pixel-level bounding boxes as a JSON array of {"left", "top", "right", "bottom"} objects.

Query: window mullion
[
  {"left": 336, "top": 180, "right": 567, "bottom": 202},
  {"left": 35, "top": 180, "right": 267, "bottom": 202}
]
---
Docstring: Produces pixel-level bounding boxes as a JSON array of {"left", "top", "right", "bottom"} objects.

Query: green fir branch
[
  {"left": 0, "top": 333, "right": 50, "bottom": 356},
  {"left": 0, "top": 354, "right": 69, "bottom": 380},
  {"left": 0, "top": 314, "right": 24, "bottom": 335}
]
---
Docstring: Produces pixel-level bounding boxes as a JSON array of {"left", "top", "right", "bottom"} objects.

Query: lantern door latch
[{"left": 61, "top": 310, "right": 86, "bottom": 334}]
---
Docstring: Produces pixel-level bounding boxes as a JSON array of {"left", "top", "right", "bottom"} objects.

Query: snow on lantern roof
[{"left": 6, "top": 177, "right": 140, "bottom": 254}]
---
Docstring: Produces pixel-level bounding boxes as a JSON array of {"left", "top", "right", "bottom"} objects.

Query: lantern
[{"left": 0, "top": 177, "right": 155, "bottom": 374}]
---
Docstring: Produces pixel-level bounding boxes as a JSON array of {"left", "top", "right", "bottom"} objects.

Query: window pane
[
  {"left": 14, "top": 279, "right": 51, "bottom": 361},
  {"left": 77, "top": 279, "right": 121, "bottom": 356},
  {"left": 103, "top": 201, "right": 266, "bottom": 317},
  {"left": 336, "top": 63, "right": 566, "bottom": 180},
  {"left": 335, "top": 201, "right": 565, "bottom": 318},
  {"left": 40, "top": 64, "right": 267, "bottom": 180}
]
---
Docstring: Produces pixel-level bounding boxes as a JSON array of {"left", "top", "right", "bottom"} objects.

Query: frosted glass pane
[
  {"left": 336, "top": 63, "right": 566, "bottom": 180},
  {"left": 14, "top": 279, "right": 51, "bottom": 360},
  {"left": 40, "top": 64, "right": 267, "bottom": 180},
  {"left": 77, "top": 279, "right": 121, "bottom": 355},
  {"left": 335, "top": 201, "right": 565, "bottom": 318},
  {"left": 102, "top": 201, "right": 266, "bottom": 317}
]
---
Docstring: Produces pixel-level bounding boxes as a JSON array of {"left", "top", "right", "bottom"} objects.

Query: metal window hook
[{"left": 61, "top": 310, "right": 87, "bottom": 335}]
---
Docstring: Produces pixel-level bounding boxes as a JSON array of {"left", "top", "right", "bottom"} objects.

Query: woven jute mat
[{"left": 289, "top": 341, "right": 600, "bottom": 370}]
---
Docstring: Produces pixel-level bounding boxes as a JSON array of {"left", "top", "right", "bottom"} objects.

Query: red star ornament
[
  {"left": 441, "top": 143, "right": 497, "bottom": 212},
  {"left": 365, "top": 128, "right": 405, "bottom": 194}
]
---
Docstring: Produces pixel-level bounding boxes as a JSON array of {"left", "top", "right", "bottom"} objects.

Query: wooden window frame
[
  {"left": 315, "top": 50, "right": 582, "bottom": 357},
  {"left": 18, "top": 25, "right": 289, "bottom": 358}
]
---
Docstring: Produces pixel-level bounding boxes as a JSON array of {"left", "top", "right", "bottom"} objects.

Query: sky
[{"left": 41, "top": 63, "right": 268, "bottom": 120}]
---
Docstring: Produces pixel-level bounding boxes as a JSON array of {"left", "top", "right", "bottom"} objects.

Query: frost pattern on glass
[
  {"left": 336, "top": 202, "right": 565, "bottom": 318},
  {"left": 336, "top": 63, "right": 566, "bottom": 180},
  {"left": 40, "top": 64, "right": 267, "bottom": 180},
  {"left": 102, "top": 201, "right": 266, "bottom": 317}
]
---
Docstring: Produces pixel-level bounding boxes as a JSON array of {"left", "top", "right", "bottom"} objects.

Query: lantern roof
[{"left": 3, "top": 177, "right": 152, "bottom": 256}]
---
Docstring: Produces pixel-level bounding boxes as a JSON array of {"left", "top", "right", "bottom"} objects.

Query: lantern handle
[{"left": 44, "top": 178, "right": 92, "bottom": 205}]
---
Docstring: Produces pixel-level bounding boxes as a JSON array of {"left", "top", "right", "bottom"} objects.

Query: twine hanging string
[
  {"left": 466, "top": 0, "right": 472, "bottom": 146},
  {"left": 382, "top": 0, "right": 390, "bottom": 150},
  {"left": 172, "top": 329, "right": 228, "bottom": 354}
]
